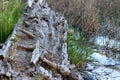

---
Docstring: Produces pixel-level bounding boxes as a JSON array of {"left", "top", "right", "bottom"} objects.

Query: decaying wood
[
  {"left": 40, "top": 57, "right": 83, "bottom": 80},
  {"left": 17, "top": 43, "right": 35, "bottom": 50},
  {"left": 0, "top": 0, "right": 83, "bottom": 80},
  {"left": 24, "top": 21, "right": 31, "bottom": 26},
  {"left": 18, "top": 28, "right": 35, "bottom": 38},
  {"left": 40, "top": 57, "right": 71, "bottom": 75},
  {"left": 38, "top": 66, "right": 63, "bottom": 80},
  {"left": 0, "top": 18, "right": 23, "bottom": 59},
  {"left": 38, "top": 66, "right": 52, "bottom": 79},
  {"left": 31, "top": 45, "right": 83, "bottom": 80},
  {"left": 30, "top": 40, "right": 42, "bottom": 64}
]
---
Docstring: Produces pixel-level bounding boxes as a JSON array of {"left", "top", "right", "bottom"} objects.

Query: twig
[
  {"left": 30, "top": 40, "right": 42, "bottom": 64},
  {"left": 17, "top": 43, "right": 35, "bottom": 50},
  {"left": 18, "top": 28, "right": 35, "bottom": 38},
  {"left": 40, "top": 57, "right": 83, "bottom": 80}
]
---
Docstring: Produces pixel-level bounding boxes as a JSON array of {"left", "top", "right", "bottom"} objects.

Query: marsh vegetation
[{"left": 0, "top": 0, "right": 24, "bottom": 43}]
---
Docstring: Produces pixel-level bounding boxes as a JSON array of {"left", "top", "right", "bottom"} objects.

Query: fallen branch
[
  {"left": 40, "top": 57, "right": 70, "bottom": 75},
  {"left": 17, "top": 43, "right": 35, "bottom": 50},
  {"left": 38, "top": 66, "right": 52, "bottom": 79},
  {"left": 40, "top": 57, "right": 83, "bottom": 80},
  {"left": 18, "top": 28, "right": 35, "bottom": 38},
  {"left": 30, "top": 45, "right": 83, "bottom": 79},
  {"left": 38, "top": 66, "right": 62, "bottom": 80},
  {"left": 30, "top": 40, "right": 43, "bottom": 65}
]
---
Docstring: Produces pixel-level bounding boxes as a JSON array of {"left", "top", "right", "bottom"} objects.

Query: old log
[
  {"left": 0, "top": 18, "right": 24, "bottom": 59},
  {"left": 0, "top": 0, "right": 83, "bottom": 80}
]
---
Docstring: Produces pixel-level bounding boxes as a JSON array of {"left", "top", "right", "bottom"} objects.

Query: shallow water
[
  {"left": 87, "top": 36, "right": 120, "bottom": 80},
  {"left": 90, "top": 36, "right": 120, "bottom": 59},
  {"left": 90, "top": 36, "right": 120, "bottom": 50},
  {"left": 85, "top": 52, "right": 120, "bottom": 80}
]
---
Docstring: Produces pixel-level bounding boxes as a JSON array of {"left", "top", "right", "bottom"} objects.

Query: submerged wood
[{"left": 0, "top": 0, "right": 83, "bottom": 80}]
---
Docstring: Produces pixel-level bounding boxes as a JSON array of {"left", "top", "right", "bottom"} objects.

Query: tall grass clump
[
  {"left": 0, "top": 0, "right": 24, "bottom": 43},
  {"left": 67, "top": 26, "right": 93, "bottom": 67}
]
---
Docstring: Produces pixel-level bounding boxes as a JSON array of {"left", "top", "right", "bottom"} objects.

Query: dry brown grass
[
  {"left": 46, "top": 0, "right": 99, "bottom": 34},
  {"left": 16, "top": 0, "right": 120, "bottom": 38},
  {"left": 80, "top": 0, "right": 99, "bottom": 33}
]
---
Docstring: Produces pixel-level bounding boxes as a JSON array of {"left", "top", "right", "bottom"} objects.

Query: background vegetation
[
  {"left": 67, "top": 25, "right": 93, "bottom": 67},
  {"left": 1, "top": 0, "right": 120, "bottom": 42},
  {"left": 0, "top": 0, "right": 120, "bottom": 67},
  {"left": 0, "top": 0, "right": 24, "bottom": 43},
  {"left": 98, "top": 0, "right": 120, "bottom": 26},
  {"left": 46, "top": 0, "right": 120, "bottom": 66},
  {"left": 46, "top": 0, "right": 120, "bottom": 35}
]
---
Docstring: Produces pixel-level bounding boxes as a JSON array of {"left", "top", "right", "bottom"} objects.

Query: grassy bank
[{"left": 0, "top": 0, "right": 24, "bottom": 43}]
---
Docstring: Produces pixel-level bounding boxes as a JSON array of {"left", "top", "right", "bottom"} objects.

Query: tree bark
[{"left": 0, "top": 0, "right": 83, "bottom": 80}]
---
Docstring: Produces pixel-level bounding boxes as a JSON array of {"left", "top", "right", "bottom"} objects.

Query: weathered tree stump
[{"left": 0, "top": 0, "right": 83, "bottom": 80}]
